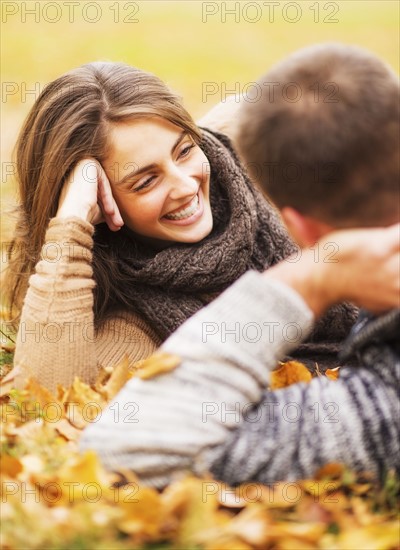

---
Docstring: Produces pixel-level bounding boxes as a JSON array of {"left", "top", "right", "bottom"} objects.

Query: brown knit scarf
[{"left": 93, "top": 129, "right": 358, "bottom": 367}]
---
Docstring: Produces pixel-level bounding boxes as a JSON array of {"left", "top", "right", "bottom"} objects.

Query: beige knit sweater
[{"left": 12, "top": 217, "right": 162, "bottom": 392}]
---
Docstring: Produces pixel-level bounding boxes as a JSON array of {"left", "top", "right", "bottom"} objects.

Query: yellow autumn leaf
[
  {"left": 101, "top": 354, "right": 134, "bottom": 400},
  {"left": 117, "top": 484, "right": 163, "bottom": 539},
  {"left": 135, "top": 352, "right": 181, "bottom": 380},
  {"left": 227, "top": 505, "right": 271, "bottom": 546},
  {"left": 268, "top": 520, "right": 326, "bottom": 543},
  {"left": 23, "top": 377, "right": 61, "bottom": 423},
  {"left": 338, "top": 522, "right": 400, "bottom": 550},
  {"left": 163, "top": 476, "right": 221, "bottom": 547},
  {"left": 51, "top": 450, "right": 114, "bottom": 505},
  {"left": 203, "top": 535, "right": 253, "bottom": 549},
  {"left": 63, "top": 377, "right": 106, "bottom": 429},
  {"left": 54, "top": 417, "right": 81, "bottom": 442}
]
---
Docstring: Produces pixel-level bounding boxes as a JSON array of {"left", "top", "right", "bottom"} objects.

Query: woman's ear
[{"left": 281, "top": 207, "right": 335, "bottom": 247}]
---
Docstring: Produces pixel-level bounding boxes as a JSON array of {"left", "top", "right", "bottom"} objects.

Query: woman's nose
[{"left": 167, "top": 167, "right": 198, "bottom": 200}]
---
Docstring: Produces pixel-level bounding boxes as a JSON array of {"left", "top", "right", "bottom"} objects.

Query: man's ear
[{"left": 281, "top": 207, "right": 335, "bottom": 247}]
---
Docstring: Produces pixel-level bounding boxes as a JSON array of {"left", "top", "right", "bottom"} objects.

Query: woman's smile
[{"left": 163, "top": 190, "right": 203, "bottom": 224}]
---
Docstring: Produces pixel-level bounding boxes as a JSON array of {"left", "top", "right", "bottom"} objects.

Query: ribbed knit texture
[
  {"left": 210, "top": 308, "right": 400, "bottom": 486},
  {"left": 12, "top": 218, "right": 161, "bottom": 392},
  {"left": 80, "top": 273, "right": 399, "bottom": 489}
]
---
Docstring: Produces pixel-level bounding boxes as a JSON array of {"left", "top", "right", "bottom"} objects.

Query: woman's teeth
[{"left": 165, "top": 195, "right": 199, "bottom": 220}]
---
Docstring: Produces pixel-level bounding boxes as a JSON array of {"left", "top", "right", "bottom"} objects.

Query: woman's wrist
[{"left": 55, "top": 203, "right": 92, "bottom": 223}]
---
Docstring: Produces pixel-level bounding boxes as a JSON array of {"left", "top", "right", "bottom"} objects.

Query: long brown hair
[{"left": 4, "top": 62, "right": 201, "bottom": 328}]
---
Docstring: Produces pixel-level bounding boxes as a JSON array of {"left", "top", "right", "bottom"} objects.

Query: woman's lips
[{"left": 162, "top": 190, "right": 204, "bottom": 226}]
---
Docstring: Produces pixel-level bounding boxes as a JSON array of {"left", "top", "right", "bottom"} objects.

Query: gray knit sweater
[{"left": 80, "top": 271, "right": 399, "bottom": 488}]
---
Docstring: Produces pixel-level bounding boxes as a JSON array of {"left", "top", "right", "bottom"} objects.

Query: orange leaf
[
  {"left": 326, "top": 367, "right": 340, "bottom": 380},
  {"left": 315, "top": 463, "right": 345, "bottom": 480},
  {"left": 1, "top": 455, "right": 23, "bottom": 478},
  {"left": 270, "top": 361, "right": 312, "bottom": 389}
]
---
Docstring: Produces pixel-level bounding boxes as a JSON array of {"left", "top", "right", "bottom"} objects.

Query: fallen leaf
[
  {"left": 117, "top": 484, "right": 163, "bottom": 539},
  {"left": 63, "top": 378, "right": 106, "bottom": 429},
  {"left": 227, "top": 505, "right": 271, "bottom": 545},
  {"left": 325, "top": 367, "right": 341, "bottom": 380},
  {"left": 54, "top": 418, "right": 81, "bottom": 442},
  {"left": 270, "top": 361, "right": 312, "bottom": 389},
  {"left": 338, "top": 522, "right": 400, "bottom": 550},
  {"left": 315, "top": 463, "right": 345, "bottom": 480},
  {"left": 0, "top": 454, "right": 23, "bottom": 477},
  {"left": 101, "top": 355, "right": 133, "bottom": 400},
  {"left": 135, "top": 352, "right": 181, "bottom": 380},
  {"left": 268, "top": 520, "right": 326, "bottom": 543}
]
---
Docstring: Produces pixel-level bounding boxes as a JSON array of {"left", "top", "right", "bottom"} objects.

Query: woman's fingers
[
  {"left": 56, "top": 158, "right": 123, "bottom": 232},
  {"left": 97, "top": 163, "right": 124, "bottom": 230}
]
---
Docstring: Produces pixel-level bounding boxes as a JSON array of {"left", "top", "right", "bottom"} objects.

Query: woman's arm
[
  {"left": 80, "top": 225, "right": 400, "bottom": 488},
  {"left": 12, "top": 217, "right": 99, "bottom": 390},
  {"left": 9, "top": 159, "right": 158, "bottom": 393},
  {"left": 11, "top": 217, "right": 159, "bottom": 392}
]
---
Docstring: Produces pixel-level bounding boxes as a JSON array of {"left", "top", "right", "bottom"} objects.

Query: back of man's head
[{"left": 238, "top": 43, "right": 400, "bottom": 228}]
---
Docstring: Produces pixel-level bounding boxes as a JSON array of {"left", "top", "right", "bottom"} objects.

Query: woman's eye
[
  {"left": 133, "top": 175, "right": 156, "bottom": 192},
  {"left": 179, "top": 143, "right": 195, "bottom": 158}
]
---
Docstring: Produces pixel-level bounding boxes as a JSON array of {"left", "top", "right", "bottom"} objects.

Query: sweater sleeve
[
  {"left": 209, "top": 361, "right": 399, "bottom": 486},
  {"left": 79, "top": 270, "right": 315, "bottom": 487},
  {"left": 12, "top": 217, "right": 159, "bottom": 392},
  {"left": 196, "top": 94, "right": 243, "bottom": 149}
]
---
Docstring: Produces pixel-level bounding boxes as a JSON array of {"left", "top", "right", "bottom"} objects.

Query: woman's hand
[
  {"left": 264, "top": 224, "right": 400, "bottom": 316},
  {"left": 56, "top": 158, "right": 124, "bottom": 231}
]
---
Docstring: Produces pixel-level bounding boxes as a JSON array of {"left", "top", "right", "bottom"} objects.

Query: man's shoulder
[{"left": 339, "top": 308, "right": 400, "bottom": 365}]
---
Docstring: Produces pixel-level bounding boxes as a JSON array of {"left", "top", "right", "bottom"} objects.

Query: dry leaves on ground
[{"left": 1, "top": 347, "right": 399, "bottom": 550}]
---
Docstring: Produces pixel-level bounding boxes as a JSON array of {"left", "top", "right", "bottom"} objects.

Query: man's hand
[{"left": 264, "top": 224, "right": 400, "bottom": 316}]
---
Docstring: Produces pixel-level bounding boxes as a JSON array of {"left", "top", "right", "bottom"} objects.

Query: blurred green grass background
[{"left": 1, "top": 0, "right": 399, "bottom": 243}]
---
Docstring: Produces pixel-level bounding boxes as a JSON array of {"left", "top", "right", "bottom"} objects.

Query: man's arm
[{"left": 80, "top": 271, "right": 314, "bottom": 488}]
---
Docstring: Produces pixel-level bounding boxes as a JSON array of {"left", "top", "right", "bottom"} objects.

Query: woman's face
[{"left": 103, "top": 117, "right": 213, "bottom": 246}]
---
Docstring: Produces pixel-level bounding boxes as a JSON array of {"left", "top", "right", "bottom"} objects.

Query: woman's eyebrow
[{"left": 115, "top": 131, "right": 187, "bottom": 187}]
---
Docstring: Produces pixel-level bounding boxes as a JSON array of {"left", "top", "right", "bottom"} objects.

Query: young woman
[{"left": 5, "top": 61, "right": 357, "bottom": 392}]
